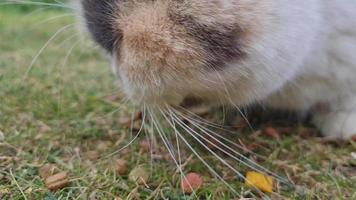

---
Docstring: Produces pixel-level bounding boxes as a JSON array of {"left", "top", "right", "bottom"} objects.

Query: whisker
[
  {"left": 175, "top": 108, "right": 289, "bottom": 181},
  {"left": 129, "top": 107, "right": 136, "bottom": 139},
  {"left": 177, "top": 105, "right": 239, "bottom": 134},
  {"left": 1, "top": 0, "right": 73, "bottom": 10},
  {"left": 210, "top": 67, "right": 255, "bottom": 133},
  {"left": 171, "top": 107, "right": 289, "bottom": 184},
  {"left": 32, "top": 13, "right": 76, "bottom": 28},
  {"left": 230, "top": 100, "right": 255, "bottom": 133},
  {"left": 161, "top": 108, "right": 241, "bottom": 197},
  {"left": 23, "top": 6, "right": 52, "bottom": 17},
  {"left": 99, "top": 106, "right": 146, "bottom": 161},
  {"left": 173, "top": 108, "right": 267, "bottom": 160},
  {"left": 167, "top": 109, "right": 271, "bottom": 198},
  {"left": 141, "top": 104, "right": 154, "bottom": 173},
  {"left": 56, "top": 38, "right": 83, "bottom": 114},
  {"left": 167, "top": 109, "right": 189, "bottom": 199},
  {"left": 148, "top": 108, "right": 196, "bottom": 197},
  {"left": 23, "top": 23, "right": 76, "bottom": 80}
]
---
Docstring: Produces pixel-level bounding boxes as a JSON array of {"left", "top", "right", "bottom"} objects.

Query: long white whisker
[
  {"left": 148, "top": 108, "right": 196, "bottom": 198},
  {"left": 56, "top": 38, "right": 82, "bottom": 114},
  {"left": 174, "top": 109, "right": 267, "bottom": 160},
  {"left": 168, "top": 109, "right": 271, "bottom": 198},
  {"left": 100, "top": 107, "right": 146, "bottom": 161},
  {"left": 178, "top": 106, "right": 231, "bottom": 132},
  {"left": 162, "top": 108, "right": 241, "bottom": 197},
  {"left": 177, "top": 105, "right": 236, "bottom": 133},
  {"left": 167, "top": 109, "right": 188, "bottom": 199},
  {"left": 230, "top": 100, "right": 255, "bottom": 133},
  {"left": 211, "top": 68, "right": 255, "bottom": 133},
  {"left": 32, "top": 13, "right": 76, "bottom": 27},
  {"left": 23, "top": 23, "right": 76, "bottom": 79},
  {"left": 142, "top": 104, "right": 154, "bottom": 173},
  {"left": 1, "top": 0, "right": 73, "bottom": 9},
  {"left": 172, "top": 108, "right": 289, "bottom": 184},
  {"left": 23, "top": 6, "right": 51, "bottom": 17}
]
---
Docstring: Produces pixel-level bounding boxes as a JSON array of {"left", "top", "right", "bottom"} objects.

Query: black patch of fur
[
  {"left": 81, "top": 0, "right": 121, "bottom": 53},
  {"left": 169, "top": 12, "right": 245, "bottom": 70}
]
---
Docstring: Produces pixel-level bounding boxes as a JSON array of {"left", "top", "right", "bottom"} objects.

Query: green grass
[{"left": 1, "top": 6, "right": 356, "bottom": 200}]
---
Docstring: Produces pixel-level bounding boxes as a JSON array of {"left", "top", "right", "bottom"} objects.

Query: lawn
[{"left": 0, "top": 4, "right": 355, "bottom": 200}]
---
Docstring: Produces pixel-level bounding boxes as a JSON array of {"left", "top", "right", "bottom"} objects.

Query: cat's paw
[{"left": 313, "top": 109, "right": 356, "bottom": 140}]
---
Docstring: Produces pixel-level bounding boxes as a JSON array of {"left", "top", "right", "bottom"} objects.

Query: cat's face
[{"left": 81, "top": 0, "right": 318, "bottom": 107}]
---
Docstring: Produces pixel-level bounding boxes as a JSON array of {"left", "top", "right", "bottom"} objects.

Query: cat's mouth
[{"left": 121, "top": 80, "right": 209, "bottom": 109}]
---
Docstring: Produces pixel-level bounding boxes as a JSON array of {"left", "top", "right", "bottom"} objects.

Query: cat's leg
[{"left": 312, "top": 96, "right": 356, "bottom": 139}]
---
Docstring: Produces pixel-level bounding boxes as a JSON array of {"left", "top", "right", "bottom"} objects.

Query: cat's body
[
  {"left": 266, "top": 0, "right": 356, "bottom": 138},
  {"left": 80, "top": 0, "right": 356, "bottom": 139}
]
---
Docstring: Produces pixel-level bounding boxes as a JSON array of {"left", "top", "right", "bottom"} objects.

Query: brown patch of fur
[
  {"left": 116, "top": 1, "right": 205, "bottom": 86},
  {"left": 111, "top": 0, "right": 273, "bottom": 98}
]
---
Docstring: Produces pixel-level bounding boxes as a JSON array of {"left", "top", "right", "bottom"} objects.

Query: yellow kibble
[{"left": 245, "top": 171, "right": 273, "bottom": 193}]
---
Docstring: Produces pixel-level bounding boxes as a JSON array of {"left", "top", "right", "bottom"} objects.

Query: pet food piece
[
  {"left": 245, "top": 171, "right": 273, "bottom": 193},
  {"left": 113, "top": 159, "right": 128, "bottom": 175},
  {"left": 180, "top": 172, "right": 203, "bottom": 194},
  {"left": 38, "top": 164, "right": 56, "bottom": 179},
  {"left": 263, "top": 127, "right": 280, "bottom": 139},
  {"left": 352, "top": 135, "right": 356, "bottom": 141},
  {"left": 44, "top": 172, "right": 69, "bottom": 191}
]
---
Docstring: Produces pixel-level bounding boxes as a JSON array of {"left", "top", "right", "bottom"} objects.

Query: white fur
[
  {"left": 264, "top": 0, "right": 356, "bottom": 138},
  {"left": 200, "top": 0, "right": 356, "bottom": 138},
  {"left": 82, "top": 0, "right": 356, "bottom": 139}
]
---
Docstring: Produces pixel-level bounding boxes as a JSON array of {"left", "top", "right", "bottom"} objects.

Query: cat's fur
[{"left": 80, "top": 0, "right": 356, "bottom": 139}]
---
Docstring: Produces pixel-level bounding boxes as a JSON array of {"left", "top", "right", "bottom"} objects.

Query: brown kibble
[
  {"left": 263, "top": 127, "right": 280, "bottom": 139},
  {"left": 181, "top": 172, "right": 203, "bottom": 194},
  {"left": 113, "top": 159, "right": 128, "bottom": 175},
  {"left": 38, "top": 164, "right": 56, "bottom": 179},
  {"left": 44, "top": 172, "right": 69, "bottom": 191}
]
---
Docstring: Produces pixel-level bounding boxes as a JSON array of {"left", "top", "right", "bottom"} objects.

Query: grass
[{"left": 0, "top": 5, "right": 356, "bottom": 200}]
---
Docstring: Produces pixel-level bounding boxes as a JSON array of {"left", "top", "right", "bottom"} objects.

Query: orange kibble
[
  {"left": 181, "top": 172, "right": 203, "bottom": 194},
  {"left": 263, "top": 127, "right": 280, "bottom": 139},
  {"left": 245, "top": 171, "right": 273, "bottom": 193},
  {"left": 352, "top": 135, "right": 356, "bottom": 142}
]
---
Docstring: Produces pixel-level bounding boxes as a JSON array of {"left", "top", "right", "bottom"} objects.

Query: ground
[{"left": 0, "top": 4, "right": 356, "bottom": 200}]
